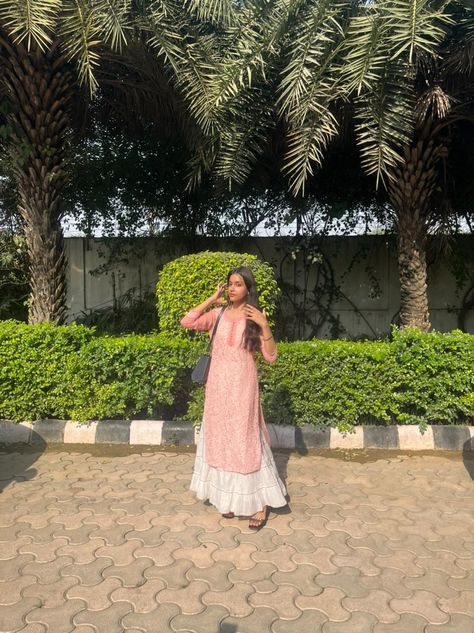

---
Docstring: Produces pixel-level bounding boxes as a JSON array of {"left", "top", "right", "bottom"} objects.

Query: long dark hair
[{"left": 227, "top": 266, "right": 262, "bottom": 352}]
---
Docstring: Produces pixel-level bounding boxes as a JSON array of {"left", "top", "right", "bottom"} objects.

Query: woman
[{"left": 181, "top": 266, "right": 287, "bottom": 529}]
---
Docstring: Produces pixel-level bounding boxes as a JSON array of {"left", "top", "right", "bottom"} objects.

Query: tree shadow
[
  {"left": 462, "top": 437, "right": 474, "bottom": 481},
  {"left": 220, "top": 624, "right": 238, "bottom": 633},
  {"left": 0, "top": 432, "right": 47, "bottom": 494}
]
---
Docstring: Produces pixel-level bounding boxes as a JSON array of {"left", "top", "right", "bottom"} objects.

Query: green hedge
[
  {"left": 0, "top": 321, "right": 200, "bottom": 423},
  {"left": 0, "top": 321, "right": 473, "bottom": 428}
]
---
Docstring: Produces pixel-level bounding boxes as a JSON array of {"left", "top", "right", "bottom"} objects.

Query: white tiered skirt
[{"left": 190, "top": 423, "right": 288, "bottom": 516}]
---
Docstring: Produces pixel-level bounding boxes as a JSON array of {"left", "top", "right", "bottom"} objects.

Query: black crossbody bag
[{"left": 191, "top": 307, "right": 225, "bottom": 384}]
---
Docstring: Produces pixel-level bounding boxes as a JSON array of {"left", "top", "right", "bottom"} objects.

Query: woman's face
[{"left": 227, "top": 274, "right": 248, "bottom": 304}]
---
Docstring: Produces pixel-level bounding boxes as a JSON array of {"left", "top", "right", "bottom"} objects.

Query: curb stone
[{"left": 0, "top": 420, "right": 473, "bottom": 451}]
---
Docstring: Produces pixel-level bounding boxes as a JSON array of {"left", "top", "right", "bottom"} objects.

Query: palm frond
[
  {"left": 277, "top": 0, "right": 348, "bottom": 119},
  {"left": 283, "top": 108, "right": 339, "bottom": 195},
  {"left": 92, "top": 0, "right": 130, "bottom": 51},
  {"left": 60, "top": 0, "right": 102, "bottom": 92},
  {"left": 354, "top": 61, "right": 416, "bottom": 187},
  {"left": 185, "top": 0, "right": 236, "bottom": 28},
  {"left": 0, "top": 0, "right": 61, "bottom": 49},
  {"left": 386, "top": 0, "right": 452, "bottom": 63},
  {"left": 214, "top": 92, "right": 273, "bottom": 188},
  {"left": 340, "top": 9, "right": 388, "bottom": 94}
]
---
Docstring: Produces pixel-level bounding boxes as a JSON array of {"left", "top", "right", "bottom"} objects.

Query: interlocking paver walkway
[{"left": 0, "top": 447, "right": 473, "bottom": 632}]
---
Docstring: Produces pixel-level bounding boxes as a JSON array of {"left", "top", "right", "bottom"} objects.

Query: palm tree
[
  {"left": 188, "top": 0, "right": 474, "bottom": 331},
  {"left": 0, "top": 0, "right": 234, "bottom": 323}
]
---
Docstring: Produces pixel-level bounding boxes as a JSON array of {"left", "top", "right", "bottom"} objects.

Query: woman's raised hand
[
  {"left": 211, "top": 283, "right": 227, "bottom": 305},
  {"left": 244, "top": 305, "right": 268, "bottom": 327}
]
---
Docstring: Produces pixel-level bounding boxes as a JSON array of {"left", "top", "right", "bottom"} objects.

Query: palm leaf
[{"left": 0, "top": 0, "right": 61, "bottom": 49}]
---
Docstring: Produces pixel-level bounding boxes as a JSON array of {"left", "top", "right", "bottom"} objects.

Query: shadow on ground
[
  {"left": 0, "top": 432, "right": 47, "bottom": 494},
  {"left": 463, "top": 438, "right": 474, "bottom": 480}
]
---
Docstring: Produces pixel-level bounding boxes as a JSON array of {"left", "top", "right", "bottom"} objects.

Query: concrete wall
[{"left": 64, "top": 235, "right": 474, "bottom": 339}]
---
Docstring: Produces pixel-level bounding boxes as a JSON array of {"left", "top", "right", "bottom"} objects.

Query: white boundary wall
[{"left": 64, "top": 236, "right": 474, "bottom": 339}]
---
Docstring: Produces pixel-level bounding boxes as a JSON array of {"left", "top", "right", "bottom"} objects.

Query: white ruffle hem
[{"left": 190, "top": 424, "right": 288, "bottom": 516}]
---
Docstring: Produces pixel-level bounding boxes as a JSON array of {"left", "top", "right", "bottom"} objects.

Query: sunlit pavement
[{"left": 0, "top": 445, "right": 473, "bottom": 633}]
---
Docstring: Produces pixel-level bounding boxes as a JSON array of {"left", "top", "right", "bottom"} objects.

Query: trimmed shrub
[
  {"left": 156, "top": 251, "right": 280, "bottom": 338},
  {"left": 0, "top": 320, "right": 94, "bottom": 422},
  {"left": 0, "top": 321, "right": 472, "bottom": 429},
  {"left": 0, "top": 320, "right": 199, "bottom": 423}
]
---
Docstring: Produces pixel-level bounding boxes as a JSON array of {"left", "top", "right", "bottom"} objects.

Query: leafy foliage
[
  {"left": 156, "top": 251, "right": 280, "bottom": 339},
  {"left": 0, "top": 321, "right": 472, "bottom": 429},
  {"left": 0, "top": 320, "right": 199, "bottom": 422}
]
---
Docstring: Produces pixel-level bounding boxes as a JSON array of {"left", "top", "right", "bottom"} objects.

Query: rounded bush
[{"left": 156, "top": 251, "right": 280, "bottom": 338}]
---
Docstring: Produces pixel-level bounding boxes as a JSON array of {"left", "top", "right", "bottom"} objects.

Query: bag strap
[{"left": 207, "top": 307, "right": 225, "bottom": 354}]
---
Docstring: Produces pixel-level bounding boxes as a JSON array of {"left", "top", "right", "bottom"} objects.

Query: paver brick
[
  {"left": 234, "top": 526, "right": 279, "bottom": 552},
  {"left": 197, "top": 526, "right": 240, "bottom": 550},
  {"left": 49, "top": 511, "right": 94, "bottom": 530},
  {"left": 16, "top": 624, "right": 48, "bottom": 633},
  {"left": 447, "top": 570, "right": 474, "bottom": 591},
  {"left": 94, "top": 540, "right": 140, "bottom": 565},
  {"left": 186, "top": 560, "right": 234, "bottom": 591},
  {"left": 170, "top": 604, "right": 229, "bottom": 633},
  {"left": 347, "top": 533, "right": 393, "bottom": 556},
  {"left": 220, "top": 606, "right": 279, "bottom": 633},
  {"left": 322, "top": 611, "right": 378, "bottom": 632},
  {"left": 109, "top": 578, "right": 166, "bottom": 612},
  {"left": 415, "top": 552, "right": 469, "bottom": 577},
  {"left": 103, "top": 557, "right": 155, "bottom": 587},
  {"left": 66, "top": 578, "right": 123, "bottom": 610},
  {"left": 404, "top": 569, "right": 459, "bottom": 598},
  {"left": 18, "top": 537, "right": 69, "bottom": 563},
  {"left": 343, "top": 589, "right": 399, "bottom": 623},
  {"left": 271, "top": 609, "right": 328, "bottom": 633},
  {"left": 173, "top": 543, "right": 220, "bottom": 568},
  {"left": 425, "top": 614, "right": 474, "bottom": 633},
  {"left": 134, "top": 541, "right": 181, "bottom": 566},
  {"left": 73, "top": 602, "right": 132, "bottom": 632},
  {"left": 373, "top": 613, "right": 427, "bottom": 633},
  {"left": 425, "top": 536, "right": 473, "bottom": 559},
  {"left": 126, "top": 525, "right": 170, "bottom": 546},
  {"left": 390, "top": 590, "right": 450, "bottom": 624},
  {"left": 249, "top": 585, "right": 302, "bottom": 619},
  {"left": 116, "top": 511, "right": 157, "bottom": 532},
  {"left": 386, "top": 534, "right": 434, "bottom": 558},
  {"left": 122, "top": 604, "right": 181, "bottom": 632},
  {"left": 332, "top": 547, "right": 380, "bottom": 576},
  {"left": 295, "top": 587, "right": 351, "bottom": 621},
  {"left": 48, "top": 525, "right": 99, "bottom": 545},
  {"left": 202, "top": 583, "right": 254, "bottom": 617},
  {"left": 161, "top": 526, "right": 205, "bottom": 549},
  {"left": 373, "top": 550, "right": 424, "bottom": 577},
  {"left": 0, "top": 575, "right": 37, "bottom": 605},
  {"left": 23, "top": 576, "right": 79, "bottom": 608},
  {"left": 87, "top": 521, "right": 135, "bottom": 545},
  {"left": 228, "top": 562, "right": 277, "bottom": 586},
  {"left": 56, "top": 538, "right": 107, "bottom": 564},
  {"left": 157, "top": 580, "right": 208, "bottom": 614},
  {"left": 0, "top": 554, "right": 37, "bottom": 581},
  {"left": 292, "top": 547, "right": 338, "bottom": 574},
  {"left": 145, "top": 559, "right": 194, "bottom": 589},
  {"left": 213, "top": 543, "right": 258, "bottom": 569},
  {"left": 0, "top": 536, "right": 32, "bottom": 559},
  {"left": 62, "top": 558, "right": 114, "bottom": 586},
  {"left": 316, "top": 567, "right": 370, "bottom": 599},
  {"left": 251, "top": 544, "right": 298, "bottom": 572},
  {"left": 0, "top": 599, "right": 43, "bottom": 632},
  {"left": 272, "top": 564, "right": 322, "bottom": 596},
  {"left": 273, "top": 529, "right": 318, "bottom": 553},
  {"left": 439, "top": 590, "right": 474, "bottom": 618},
  {"left": 26, "top": 599, "right": 87, "bottom": 633}
]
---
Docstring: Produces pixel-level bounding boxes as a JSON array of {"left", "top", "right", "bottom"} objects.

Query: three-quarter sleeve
[
  {"left": 260, "top": 336, "right": 277, "bottom": 364},
  {"left": 180, "top": 308, "right": 218, "bottom": 333}
]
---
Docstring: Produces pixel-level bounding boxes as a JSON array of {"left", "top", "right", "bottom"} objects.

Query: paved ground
[{"left": 0, "top": 445, "right": 473, "bottom": 633}]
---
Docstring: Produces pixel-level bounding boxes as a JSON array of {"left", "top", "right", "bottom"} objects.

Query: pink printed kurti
[{"left": 181, "top": 307, "right": 276, "bottom": 474}]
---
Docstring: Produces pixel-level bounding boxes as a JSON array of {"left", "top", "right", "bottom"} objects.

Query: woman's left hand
[{"left": 244, "top": 305, "right": 268, "bottom": 328}]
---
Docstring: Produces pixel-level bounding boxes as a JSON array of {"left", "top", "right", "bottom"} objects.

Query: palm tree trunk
[
  {"left": 388, "top": 121, "right": 442, "bottom": 331},
  {"left": 0, "top": 35, "right": 73, "bottom": 324}
]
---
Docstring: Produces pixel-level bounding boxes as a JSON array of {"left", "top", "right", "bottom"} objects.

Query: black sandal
[
  {"left": 222, "top": 512, "right": 235, "bottom": 519},
  {"left": 249, "top": 507, "right": 268, "bottom": 530}
]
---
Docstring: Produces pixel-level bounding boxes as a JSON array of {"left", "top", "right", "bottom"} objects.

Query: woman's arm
[
  {"left": 180, "top": 284, "right": 226, "bottom": 331},
  {"left": 244, "top": 304, "right": 277, "bottom": 363}
]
